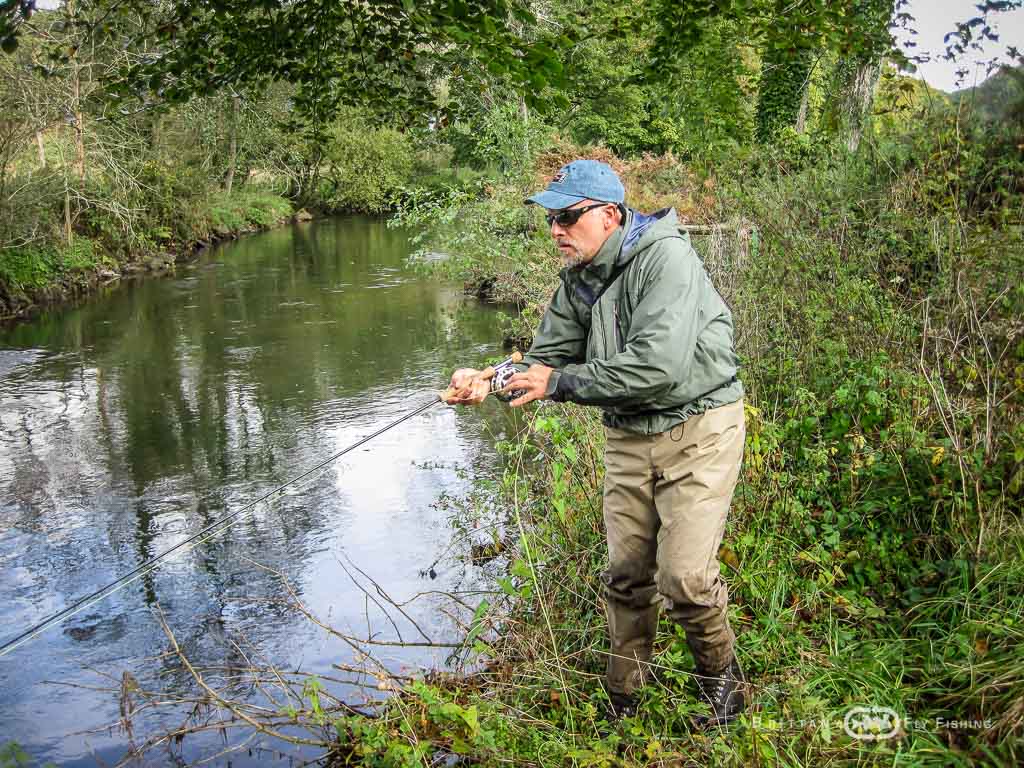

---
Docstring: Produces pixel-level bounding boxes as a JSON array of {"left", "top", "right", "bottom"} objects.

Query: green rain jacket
[{"left": 522, "top": 207, "right": 743, "bottom": 435}]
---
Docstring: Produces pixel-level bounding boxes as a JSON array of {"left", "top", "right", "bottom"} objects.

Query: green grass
[
  {"left": 206, "top": 191, "right": 293, "bottom": 233},
  {"left": 0, "top": 238, "right": 110, "bottom": 293}
]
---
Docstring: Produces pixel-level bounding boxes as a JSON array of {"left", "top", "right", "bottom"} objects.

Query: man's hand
[
  {"left": 505, "top": 364, "right": 554, "bottom": 407},
  {"left": 444, "top": 368, "right": 489, "bottom": 405}
]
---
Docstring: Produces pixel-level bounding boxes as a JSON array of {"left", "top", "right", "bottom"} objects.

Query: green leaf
[
  {"left": 552, "top": 497, "right": 566, "bottom": 522},
  {"left": 464, "top": 599, "right": 491, "bottom": 647},
  {"left": 461, "top": 705, "right": 479, "bottom": 735},
  {"left": 511, "top": 558, "right": 531, "bottom": 579}
]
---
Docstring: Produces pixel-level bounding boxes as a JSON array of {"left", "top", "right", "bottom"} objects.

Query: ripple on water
[
  {"left": 225, "top": 346, "right": 259, "bottom": 361},
  {"left": 366, "top": 280, "right": 406, "bottom": 289},
  {"left": 0, "top": 348, "right": 47, "bottom": 380}
]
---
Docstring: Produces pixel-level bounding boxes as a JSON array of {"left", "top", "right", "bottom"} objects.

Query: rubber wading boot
[
  {"left": 606, "top": 690, "right": 639, "bottom": 721},
  {"left": 694, "top": 658, "right": 746, "bottom": 728}
]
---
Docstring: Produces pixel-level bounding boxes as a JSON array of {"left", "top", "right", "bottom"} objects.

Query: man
[{"left": 447, "top": 159, "right": 746, "bottom": 725}]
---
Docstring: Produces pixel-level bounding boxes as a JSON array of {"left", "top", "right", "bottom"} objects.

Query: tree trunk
[
  {"left": 824, "top": 0, "right": 891, "bottom": 152},
  {"left": 71, "top": 75, "right": 84, "bottom": 181},
  {"left": 67, "top": 0, "right": 85, "bottom": 182},
  {"left": 844, "top": 59, "right": 883, "bottom": 152},
  {"left": 756, "top": 44, "right": 814, "bottom": 143},
  {"left": 795, "top": 85, "right": 811, "bottom": 134},
  {"left": 64, "top": 181, "right": 73, "bottom": 246}
]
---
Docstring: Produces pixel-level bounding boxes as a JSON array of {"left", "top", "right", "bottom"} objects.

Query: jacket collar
[{"left": 562, "top": 207, "right": 678, "bottom": 305}]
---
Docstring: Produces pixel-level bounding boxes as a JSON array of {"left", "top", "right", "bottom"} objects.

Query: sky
[{"left": 899, "top": 0, "right": 1024, "bottom": 91}]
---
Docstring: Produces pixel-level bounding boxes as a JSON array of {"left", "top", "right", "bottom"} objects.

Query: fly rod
[{"left": 0, "top": 351, "right": 522, "bottom": 660}]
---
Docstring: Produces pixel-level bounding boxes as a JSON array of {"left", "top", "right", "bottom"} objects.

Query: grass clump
[
  {"left": 206, "top": 191, "right": 293, "bottom": 234},
  {"left": 0, "top": 237, "right": 109, "bottom": 292}
]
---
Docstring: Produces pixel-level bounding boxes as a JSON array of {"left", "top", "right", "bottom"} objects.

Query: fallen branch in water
[
  {"left": 154, "top": 605, "right": 329, "bottom": 748},
  {"left": 64, "top": 547, "right": 492, "bottom": 766}
]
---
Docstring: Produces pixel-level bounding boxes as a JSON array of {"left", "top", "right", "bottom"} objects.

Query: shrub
[
  {"left": 319, "top": 119, "right": 414, "bottom": 213},
  {"left": 207, "top": 191, "right": 292, "bottom": 232}
]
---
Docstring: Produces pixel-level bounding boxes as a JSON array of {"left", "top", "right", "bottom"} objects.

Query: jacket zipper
[
  {"left": 613, "top": 304, "right": 624, "bottom": 353},
  {"left": 595, "top": 301, "right": 609, "bottom": 358}
]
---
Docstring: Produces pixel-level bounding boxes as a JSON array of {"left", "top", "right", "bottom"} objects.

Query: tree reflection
[{"left": 0, "top": 217, "right": 502, "bottom": 691}]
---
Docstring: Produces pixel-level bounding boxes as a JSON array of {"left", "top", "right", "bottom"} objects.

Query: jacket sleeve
[
  {"left": 551, "top": 242, "right": 701, "bottom": 408},
  {"left": 489, "top": 280, "right": 586, "bottom": 403},
  {"left": 521, "top": 279, "right": 587, "bottom": 372}
]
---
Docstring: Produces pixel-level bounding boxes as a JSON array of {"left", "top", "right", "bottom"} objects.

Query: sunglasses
[{"left": 545, "top": 202, "right": 610, "bottom": 228}]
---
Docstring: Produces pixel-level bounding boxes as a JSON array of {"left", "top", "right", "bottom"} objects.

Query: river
[{"left": 0, "top": 217, "right": 510, "bottom": 765}]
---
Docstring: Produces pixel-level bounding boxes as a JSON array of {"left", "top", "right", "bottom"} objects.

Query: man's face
[{"left": 547, "top": 200, "right": 620, "bottom": 267}]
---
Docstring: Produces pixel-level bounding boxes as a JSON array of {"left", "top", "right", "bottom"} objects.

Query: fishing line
[{"left": 0, "top": 395, "right": 444, "bottom": 660}]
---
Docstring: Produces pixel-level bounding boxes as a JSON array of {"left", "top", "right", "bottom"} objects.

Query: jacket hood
[
  {"left": 622, "top": 207, "right": 679, "bottom": 259},
  {"left": 569, "top": 207, "right": 682, "bottom": 299}
]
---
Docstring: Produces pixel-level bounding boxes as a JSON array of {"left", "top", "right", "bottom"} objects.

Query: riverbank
[
  {"left": 0, "top": 163, "right": 483, "bottom": 324},
  {"left": 364, "top": 142, "right": 1023, "bottom": 765},
  {"left": 0, "top": 191, "right": 296, "bottom": 322}
]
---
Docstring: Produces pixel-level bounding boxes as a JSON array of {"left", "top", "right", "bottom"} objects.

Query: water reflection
[{"left": 0, "top": 217, "right": 506, "bottom": 765}]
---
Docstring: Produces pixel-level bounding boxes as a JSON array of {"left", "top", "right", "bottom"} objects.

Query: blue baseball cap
[{"left": 525, "top": 159, "right": 625, "bottom": 210}]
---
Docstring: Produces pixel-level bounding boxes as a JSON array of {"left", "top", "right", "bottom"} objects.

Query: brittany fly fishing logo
[{"left": 843, "top": 705, "right": 901, "bottom": 741}]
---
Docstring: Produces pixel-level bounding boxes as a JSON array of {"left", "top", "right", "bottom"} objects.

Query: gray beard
[{"left": 559, "top": 245, "right": 587, "bottom": 268}]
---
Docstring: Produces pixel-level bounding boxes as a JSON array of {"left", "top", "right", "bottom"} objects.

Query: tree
[
  {"left": 73, "top": 0, "right": 569, "bottom": 130},
  {"left": 755, "top": 31, "right": 817, "bottom": 143},
  {"left": 820, "top": 0, "right": 895, "bottom": 151},
  {"left": 644, "top": 0, "right": 901, "bottom": 145}
]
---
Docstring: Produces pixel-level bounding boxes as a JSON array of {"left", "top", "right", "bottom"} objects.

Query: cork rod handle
[{"left": 439, "top": 351, "right": 523, "bottom": 401}]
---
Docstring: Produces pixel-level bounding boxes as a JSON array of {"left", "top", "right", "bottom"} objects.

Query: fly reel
[{"left": 490, "top": 358, "right": 526, "bottom": 402}]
